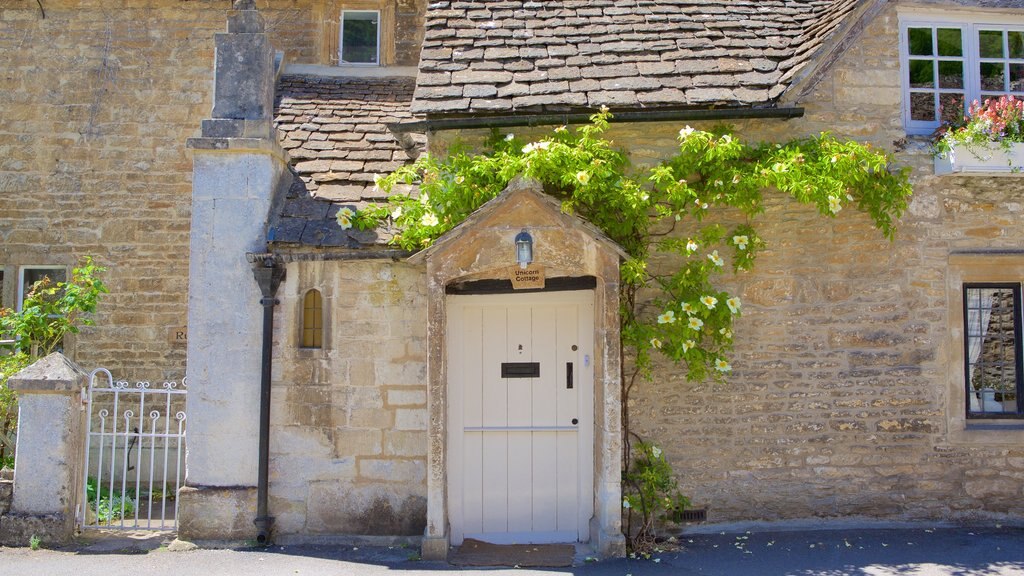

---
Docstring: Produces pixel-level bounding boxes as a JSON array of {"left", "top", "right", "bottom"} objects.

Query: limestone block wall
[
  {"left": 0, "top": 0, "right": 425, "bottom": 379},
  {"left": 428, "top": 3, "right": 1024, "bottom": 525},
  {"left": 627, "top": 4, "right": 1024, "bottom": 524},
  {"left": 268, "top": 259, "right": 428, "bottom": 538}
]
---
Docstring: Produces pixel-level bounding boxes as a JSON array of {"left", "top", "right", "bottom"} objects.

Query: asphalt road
[{"left": 1, "top": 526, "right": 1022, "bottom": 576}]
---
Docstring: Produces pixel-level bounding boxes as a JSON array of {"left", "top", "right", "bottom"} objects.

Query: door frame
[
  {"left": 446, "top": 290, "right": 595, "bottom": 545},
  {"left": 409, "top": 179, "right": 627, "bottom": 559}
]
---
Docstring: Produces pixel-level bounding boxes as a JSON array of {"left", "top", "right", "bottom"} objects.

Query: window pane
[
  {"left": 940, "top": 93, "right": 965, "bottom": 124},
  {"left": 1011, "top": 31, "right": 1024, "bottom": 59},
  {"left": 302, "top": 290, "right": 323, "bottom": 349},
  {"left": 910, "top": 92, "right": 935, "bottom": 121},
  {"left": 1011, "top": 63, "right": 1024, "bottom": 92},
  {"left": 938, "top": 60, "right": 963, "bottom": 88},
  {"left": 21, "top": 267, "right": 66, "bottom": 305},
  {"left": 909, "top": 59, "right": 934, "bottom": 88},
  {"left": 980, "top": 30, "right": 1005, "bottom": 58},
  {"left": 937, "top": 28, "right": 963, "bottom": 57},
  {"left": 965, "top": 286, "right": 1021, "bottom": 416},
  {"left": 908, "top": 27, "right": 933, "bottom": 56},
  {"left": 342, "top": 11, "right": 379, "bottom": 64},
  {"left": 981, "top": 61, "right": 1006, "bottom": 91}
]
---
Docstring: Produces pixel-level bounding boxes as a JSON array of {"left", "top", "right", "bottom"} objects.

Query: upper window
[
  {"left": 964, "top": 283, "right": 1023, "bottom": 418},
  {"left": 901, "top": 16, "right": 1024, "bottom": 135},
  {"left": 340, "top": 10, "right": 380, "bottom": 65},
  {"left": 18, "top": 266, "right": 66, "bottom": 311}
]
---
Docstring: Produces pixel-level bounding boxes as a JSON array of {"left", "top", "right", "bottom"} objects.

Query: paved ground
[{"left": 1, "top": 525, "right": 1022, "bottom": 576}]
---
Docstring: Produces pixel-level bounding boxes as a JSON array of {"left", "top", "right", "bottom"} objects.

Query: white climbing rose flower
[{"left": 335, "top": 207, "right": 354, "bottom": 230}]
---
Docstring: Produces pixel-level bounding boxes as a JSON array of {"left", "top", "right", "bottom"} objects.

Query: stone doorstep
[{"left": 71, "top": 529, "right": 173, "bottom": 554}]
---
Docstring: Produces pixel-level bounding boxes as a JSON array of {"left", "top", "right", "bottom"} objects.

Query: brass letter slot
[{"left": 501, "top": 362, "right": 540, "bottom": 378}]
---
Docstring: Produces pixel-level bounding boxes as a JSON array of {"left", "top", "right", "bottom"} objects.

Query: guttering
[{"left": 389, "top": 106, "right": 805, "bottom": 133}]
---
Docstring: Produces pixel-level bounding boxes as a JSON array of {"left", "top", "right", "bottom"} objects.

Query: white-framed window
[
  {"left": 900, "top": 14, "right": 1024, "bottom": 135},
  {"left": 340, "top": 10, "right": 380, "bottom": 65},
  {"left": 17, "top": 266, "right": 66, "bottom": 312}
]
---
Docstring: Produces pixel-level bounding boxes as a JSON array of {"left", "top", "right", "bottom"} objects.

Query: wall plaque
[
  {"left": 167, "top": 326, "right": 188, "bottom": 346},
  {"left": 510, "top": 264, "right": 545, "bottom": 290}
]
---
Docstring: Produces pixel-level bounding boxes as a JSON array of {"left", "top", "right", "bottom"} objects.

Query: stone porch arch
[{"left": 408, "top": 178, "right": 627, "bottom": 559}]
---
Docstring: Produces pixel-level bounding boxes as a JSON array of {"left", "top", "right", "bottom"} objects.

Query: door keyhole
[{"left": 572, "top": 418, "right": 579, "bottom": 425}]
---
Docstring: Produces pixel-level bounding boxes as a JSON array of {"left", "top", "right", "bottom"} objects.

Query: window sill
[
  {"left": 947, "top": 417, "right": 1024, "bottom": 445},
  {"left": 965, "top": 421, "right": 1024, "bottom": 431},
  {"left": 282, "top": 63, "right": 418, "bottom": 78},
  {"left": 934, "top": 141, "right": 1024, "bottom": 176}
]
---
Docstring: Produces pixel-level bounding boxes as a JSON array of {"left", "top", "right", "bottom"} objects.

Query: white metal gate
[{"left": 80, "top": 369, "right": 186, "bottom": 531}]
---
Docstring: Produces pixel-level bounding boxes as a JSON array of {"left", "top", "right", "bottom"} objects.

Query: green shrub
[{"left": 86, "top": 476, "right": 137, "bottom": 524}]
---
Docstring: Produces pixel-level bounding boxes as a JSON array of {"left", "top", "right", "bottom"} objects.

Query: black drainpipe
[{"left": 251, "top": 254, "right": 285, "bottom": 545}]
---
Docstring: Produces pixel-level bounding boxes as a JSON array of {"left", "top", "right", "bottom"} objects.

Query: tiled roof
[
  {"left": 270, "top": 75, "right": 422, "bottom": 248},
  {"left": 412, "top": 0, "right": 861, "bottom": 115}
]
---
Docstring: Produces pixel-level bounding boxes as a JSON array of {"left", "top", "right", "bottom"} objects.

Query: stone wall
[
  {"left": 429, "top": 2, "right": 1024, "bottom": 525},
  {"left": 0, "top": 468, "right": 11, "bottom": 516},
  {"left": 0, "top": 0, "right": 425, "bottom": 379},
  {"left": 268, "top": 259, "right": 428, "bottom": 538},
  {"left": 628, "top": 3, "right": 1024, "bottom": 524}
]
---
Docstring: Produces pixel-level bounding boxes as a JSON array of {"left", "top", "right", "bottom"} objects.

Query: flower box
[{"left": 934, "top": 141, "right": 1024, "bottom": 176}]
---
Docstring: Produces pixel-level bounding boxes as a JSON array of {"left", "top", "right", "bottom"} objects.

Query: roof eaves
[{"left": 390, "top": 105, "right": 805, "bottom": 133}]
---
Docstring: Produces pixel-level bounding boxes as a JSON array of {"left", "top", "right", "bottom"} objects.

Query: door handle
[{"left": 566, "top": 362, "right": 573, "bottom": 389}]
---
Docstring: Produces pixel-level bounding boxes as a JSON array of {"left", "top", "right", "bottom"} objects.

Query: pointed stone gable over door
[{"left": 408, "top": 178, "right": 627, "bottom": 560}]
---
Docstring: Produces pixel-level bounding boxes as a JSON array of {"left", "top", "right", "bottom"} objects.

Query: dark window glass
[
  {"left": 980, "top": 29, "right": 1005, "bottom": 59},
  {"left": 1010, "top": 31, "right": 1024, "bottom": 59},
  {"left": 981, "top": 61, "right": 1006, "bottom": 91},
  {"left": 964, "top": 284, "right": 1023, "bottom": 418},
  {"left": 909, "top": 59, "right": 935, "bottom": 88},
  {"left": 938, "top": 60, "right": 963, "bottom": 89},
  {"left": 1011, "top": 63, "right": 1024, "bottom": 92},
  {"left": 910, "top": 92, "right": 936, "bottom": 121},
  {"left": 20, "top": 267, "right": 66, "bottom": 307},
  {"left": 937, "top": 28, "right": 963, "bottom": 57},
  {"left": 909, "top": 27, "right": 933, "bottom": 56},
  {"left": 939, "top": 93, "right": 965, "bottom": 124},
  {"left": 341, "top": 11, "right": 379, "bottom": 64}
]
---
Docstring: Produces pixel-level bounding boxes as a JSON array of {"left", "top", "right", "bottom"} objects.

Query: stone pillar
[
  {"left": 179, "top": 0, "right": 290, "bottom": 542},
  {"left": 0, "top": 353, "right": 87, "bottom": 546}
]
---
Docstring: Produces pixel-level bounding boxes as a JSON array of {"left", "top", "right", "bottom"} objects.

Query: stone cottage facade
[{"left": 4, "top": 0, "right": 1024, "bottom": 561}]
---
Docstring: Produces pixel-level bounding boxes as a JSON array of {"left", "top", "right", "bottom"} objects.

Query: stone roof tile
[
  {"left": 413, "top": 0, "right": 861, "bottom": 115},
  {"left": 270, "top": 75, "right": 421, "bottom": 248}
]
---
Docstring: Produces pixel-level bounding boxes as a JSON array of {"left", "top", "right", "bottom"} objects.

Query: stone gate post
[{"left": 0, "top": 353, "right": 87, "bottom": 546}]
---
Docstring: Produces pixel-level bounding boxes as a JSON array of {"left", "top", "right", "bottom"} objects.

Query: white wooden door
[{"left": 447, "top": 290, "right": 594, "bottom": 545}]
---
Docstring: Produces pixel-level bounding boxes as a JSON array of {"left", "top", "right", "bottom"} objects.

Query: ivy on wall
[{"left": 356, "top": 109, "right": 913, "bottom": 550}]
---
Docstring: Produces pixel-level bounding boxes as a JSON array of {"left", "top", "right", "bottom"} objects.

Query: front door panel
[{"left": 448, "top": 291, "right": 594, "bottom": 545}]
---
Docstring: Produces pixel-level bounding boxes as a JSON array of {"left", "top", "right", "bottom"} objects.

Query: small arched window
[{"left": 301, "top": 289, "right": 323, "bottom": 349}]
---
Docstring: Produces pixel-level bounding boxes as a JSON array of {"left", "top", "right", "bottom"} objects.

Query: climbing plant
[{"left": 355, "top": 108, "right": 912, "bottom": 551}]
